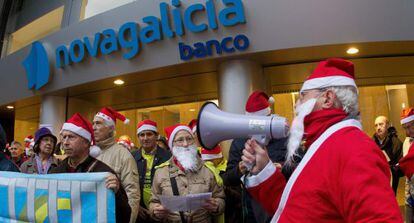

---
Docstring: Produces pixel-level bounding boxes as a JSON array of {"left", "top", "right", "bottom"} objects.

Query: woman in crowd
[{"left": 21, "top": 127, "right": 59, "bottom": 174}]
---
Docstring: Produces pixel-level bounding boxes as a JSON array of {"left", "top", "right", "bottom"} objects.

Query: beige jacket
[
  {"left": 97, "top": 137, "right": 140, "bottom": 223},
  {"left": 149, "top": 159, "right": 225, "bottom": 223}
]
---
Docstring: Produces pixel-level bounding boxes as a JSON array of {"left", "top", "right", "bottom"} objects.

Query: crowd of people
[{"left": 1, "top": 58, "right": 414, "bottom": 222}]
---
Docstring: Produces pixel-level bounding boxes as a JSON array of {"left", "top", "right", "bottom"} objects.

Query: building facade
[{"left": 0, "top": 0, "right": 413, "bottom": 154}]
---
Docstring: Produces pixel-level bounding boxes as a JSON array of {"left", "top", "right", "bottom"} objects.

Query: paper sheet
[{"left": 159, "top": 192, "right": 212, "bottom": 212}]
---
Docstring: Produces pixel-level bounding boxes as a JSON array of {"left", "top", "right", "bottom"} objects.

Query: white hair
[{"left": 329, "top": 86, "right": 359, "bottom": 119}]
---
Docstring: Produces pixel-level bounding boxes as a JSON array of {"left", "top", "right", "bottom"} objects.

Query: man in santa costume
[
  {"left": 93, "top": 107, "right": 140, "bottom": 223},
  {"left": 241, "top": 58, "right": 402, "bottom": 222},
  {"left": 398, "top": 107, "right": 414, "bottom": 222}
]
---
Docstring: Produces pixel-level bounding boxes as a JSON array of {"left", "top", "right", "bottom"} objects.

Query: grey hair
[{"left": 328, "top": 86, "right": 359, "bottom": 119}]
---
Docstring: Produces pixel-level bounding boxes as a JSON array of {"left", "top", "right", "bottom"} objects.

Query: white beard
[
  {"left": 285, "top": 98, "right": 317, "bottom": 166},
  {"left": 172, "top": 145, "right": 200, "bottom": 172}
]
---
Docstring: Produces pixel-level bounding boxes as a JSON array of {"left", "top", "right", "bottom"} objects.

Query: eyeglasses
[{"left": 173, "top": 137, "right": 194, "bottom": 145}]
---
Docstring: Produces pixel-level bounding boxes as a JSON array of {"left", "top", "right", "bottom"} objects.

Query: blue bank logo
[{"left": 22, "top": 41, "right": 50, "bottom": 90}]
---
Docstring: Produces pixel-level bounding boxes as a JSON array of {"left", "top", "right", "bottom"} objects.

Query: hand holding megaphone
[{"left": 242, "top": 139, "right": 271, "bottom": 175}]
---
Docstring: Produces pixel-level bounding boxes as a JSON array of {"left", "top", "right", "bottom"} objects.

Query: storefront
[{"left": 0, "top": 0, "right": 414, "bottom": 155}]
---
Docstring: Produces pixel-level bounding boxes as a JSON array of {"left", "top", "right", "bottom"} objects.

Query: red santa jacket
[{"left": 246, "top": 119, "right": 402, "bottom": 223}]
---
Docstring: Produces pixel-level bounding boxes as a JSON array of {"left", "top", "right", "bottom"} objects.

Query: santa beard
[
  {"left": 285, "top": 98, "right": 317, "bottom": 167},
  {"left": 172, "top": 145, "right": 200, "bottom": 172}
]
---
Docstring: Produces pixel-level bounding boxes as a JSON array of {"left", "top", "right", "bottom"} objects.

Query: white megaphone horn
[{"left": 197, "top": 102, "right": 289, "bottom": 150}]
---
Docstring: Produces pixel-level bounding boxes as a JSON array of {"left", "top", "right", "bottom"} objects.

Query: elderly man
[
  {"left": 150, "top": 124, "right": 225, "bottom": 223},
  {"left": 93, "top": 107, "right": 140, "bottom": 223},
  {"left": 241, "top": 58, "right": 401, "bottom": 222},
  {"left": 373, "top": 115, "right": 403, "bottom": 194},
  {"left": 49, "top": 113, "right": 131, "bottom": 222},
  {"left": 132, "top": 119, "right": 171, "bottom": 222},
  {"left": 8, "top": 141, "right": 27, "bottom": 167}
]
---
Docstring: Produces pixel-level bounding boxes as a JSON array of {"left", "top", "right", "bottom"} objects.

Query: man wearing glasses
[
  {"left": 132, "top": 119, "right": 171, "bottom": 222},
  {"left": 150, "top": 124, "right": 225, "bottom": 223}
]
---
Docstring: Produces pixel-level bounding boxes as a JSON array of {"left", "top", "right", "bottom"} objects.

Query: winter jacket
[
  {"left": 132, "top": 146, "right": 171, "bottom": 208},
  {"left": 149, "top": 159, "right": 225, "bottom": 223},
  {"left": 0, "top": 124, "right": 19, "bottom": 172},
  {"left": 373, "top": 126, "right": 403, "bottom": 165},
  {"left": 0, "top": 151, "right": 19, "bottom": 172},
  {"left": 20, "top": 155, "right": 59, "bottom": 174},
  {"left": 96, "top": 137, "right": 140, "bottom": 223}
]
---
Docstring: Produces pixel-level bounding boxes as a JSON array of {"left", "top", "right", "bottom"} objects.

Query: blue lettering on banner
[{"left": 54, "top": 0, "right": 248, "bottom": 67}]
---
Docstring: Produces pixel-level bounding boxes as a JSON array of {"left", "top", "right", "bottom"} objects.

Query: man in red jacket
[{"left": 241, "top": 58, "right": 402, "bottom": 222}]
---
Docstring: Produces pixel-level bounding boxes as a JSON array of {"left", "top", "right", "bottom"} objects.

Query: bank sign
[{"left": 23, "top": 0, "right": 249, "bottom": 89}]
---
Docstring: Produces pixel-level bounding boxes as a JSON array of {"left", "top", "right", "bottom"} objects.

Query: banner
[{"left": 0, "top": 171, "right": 115, "bottom": 223}]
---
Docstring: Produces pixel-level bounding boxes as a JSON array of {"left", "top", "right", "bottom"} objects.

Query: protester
[
  {"left": 8, "top": 141, "right": 28, "bottom": 167},
  {"left": 49, "top": 113, "right": 131, "bottom": 222},
  {"left": 156, "top": 136, "right": 169, "bottom": 151},
  {"left": 201, "top": 146, "right": 238, "bottom": 223},
  {"left": 372, "top": 115, "right": 403, "bottom": 194},
  {"left": 241, "top": 58, "right": 401, "bottom": 222},
  {"left": 23, "top": 135, "right": 34, "bottom": 157},
  {"left": 0, "top": 124, "right": 19, "bottom": 172},
  {"left": 93, "top": 107, "right": 140, "bottom": 222},
  {"left": 221, "top": 90, "right": 288, "bottom": 223},
  {"left": 117, "top": 135, "right": 134, "bottom": 151},
  {"left": 149, "top": 124, "right": 225, "bottom": 222},
  {"left": 21, "top": 127, "right": 59, "bottom": 174},
  {"left": 399, "top": 108, "right": 414, "bottom": 221},
  {"left": 132, "top": 119, "right": 171, "bottom": 222}
]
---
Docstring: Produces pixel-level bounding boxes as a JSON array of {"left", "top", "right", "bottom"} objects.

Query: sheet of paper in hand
[
  {"left": 159, "top": 192, "right": 212, "bottom": 212},
  {"left": 0, "top": 171, "right": 115, "bottom": 223}
]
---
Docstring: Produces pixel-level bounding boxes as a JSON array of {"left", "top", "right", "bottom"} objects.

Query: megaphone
[{"left": 197, "top": 102, "right": 289, "bottom": 150}]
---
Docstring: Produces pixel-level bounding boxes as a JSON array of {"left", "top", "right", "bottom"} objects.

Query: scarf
[
  {"left": 303, "top": 108, "right": 348, "bottom": 149},
  {"left": 96, "top": 135, "right": 116, "bottom": 150},
  {"left": 35, "top": 154, "right": 53, "bottom": 174}
]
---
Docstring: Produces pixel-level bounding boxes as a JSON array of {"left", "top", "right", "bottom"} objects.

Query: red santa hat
[
  {"left": 137, "top": 120, "right": 158, "bottom": 135},
  {"left": 188, "top": 119, "right": 198, "bottom": 133},
  {"left": 24, "top": 135, "right": 34, "bottom": 143},
  {"left": 95, "top": 107, "right": 130, "bottom": 126},
  {"left": 61, "top": 113, "right": 101, "bottom": 157},
  {"left": 61, "top": 113, "right": 95, "bottom": 143},
  {"left": 300, "top": 58, "right": 357, "bottom": 93},
  {"left": 24, "top": 135, "right": 34, "bottom": 148},
  {"left": 245, "top": 91, "right": 274, "bottom": 116},
  {"left": 165, "top": 124, "right": 192, "bottom": 149},
  {"left": 117, "top": 136, "right": 133, "bottom": 150},
  {"left": 201, "top": 146, "right": 223, "bottom": 160},
  {"left": 401, "top": 108, "right": 414, "bottom": 125}
]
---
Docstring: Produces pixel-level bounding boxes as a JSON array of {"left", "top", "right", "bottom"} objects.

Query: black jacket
[
  {"left": 132, "top": 146, "right": 171, "bottom": 208},
  {"left": 221, "top": 137, "right": 288, "bottom": 223},
  {"left": 0, "top": 124, "right": 19, "bottom": 172},
  {"left": 373, "top": 126, "right": 403, "bottom": 165},
  {"left": 49, "top": 156, "right": 131, "bottom": 223},
  {"left": 0, "top": 151, "right": 19, "bottom": 172}
]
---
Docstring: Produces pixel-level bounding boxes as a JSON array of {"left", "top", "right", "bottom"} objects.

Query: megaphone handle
[{"left": 244, "top": 135, "right": 268, "bottom": 172}]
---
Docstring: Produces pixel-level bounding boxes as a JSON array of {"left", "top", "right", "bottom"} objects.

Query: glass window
[
  {"left": 115, "top": 100, "right": 217, "bottom": 147},
  {"left": 7, "top": 6, "right": 64, "bottom": 55},
  {"left": 273, "top": 84, "right": 409, "bottom": 141},
  {"left": 80, "top": 0, "right": 135, "bottom": 21}
]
